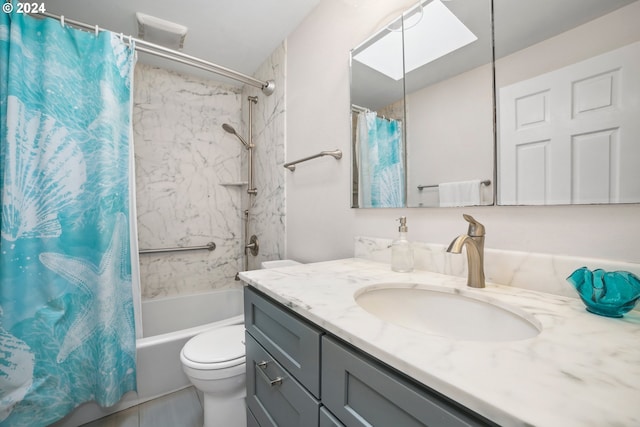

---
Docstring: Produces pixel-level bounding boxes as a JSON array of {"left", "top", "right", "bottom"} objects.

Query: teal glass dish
[{"left": 567, "top": 267, "right": 640, "bottom": 318}]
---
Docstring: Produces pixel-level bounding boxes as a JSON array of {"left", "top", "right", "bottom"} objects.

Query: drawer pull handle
[{"left": 257, "top": 361, "right": 283, "bottom": 387}]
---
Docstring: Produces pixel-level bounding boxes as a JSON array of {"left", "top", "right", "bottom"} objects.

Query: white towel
[{"left": 439, "top": 180, "right": 482, "bottom": 207}]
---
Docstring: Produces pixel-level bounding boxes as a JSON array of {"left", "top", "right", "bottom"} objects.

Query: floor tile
[
  {"left": 81, "top": 405, "right": 139, "bottom": 427},
  {"left": 139, "top": 387, "right": 203, "bottom": 427},
  {"left": 79, "top": 387, "right": 202, "bottom": 427}
]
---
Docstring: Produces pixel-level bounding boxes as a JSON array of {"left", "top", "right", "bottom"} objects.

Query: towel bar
[
  {"left": 284, "top": 149, "right": 342, "bottom": 172},
  {"left": 418, "top": 179, "right": 491, "bottom": 191}
]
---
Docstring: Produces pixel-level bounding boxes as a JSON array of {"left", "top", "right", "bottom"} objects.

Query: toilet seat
[{"left": 181, "top": 324, "right": 246, "bottom": 370}]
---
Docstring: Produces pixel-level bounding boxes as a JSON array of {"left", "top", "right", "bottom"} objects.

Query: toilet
[
  {"left": 180, "top": 260, "right": 300, "bottom": 427},
  {"left": 180, "top": 324, "right": 246, "bottom": 427}
]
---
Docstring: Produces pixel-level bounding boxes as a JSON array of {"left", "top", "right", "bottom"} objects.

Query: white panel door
[{"left": 498, "top": 41, "right": 640, "bottom": 205}]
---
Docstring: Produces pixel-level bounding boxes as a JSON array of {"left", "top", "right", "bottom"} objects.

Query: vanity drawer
[
  {"left": 321, "top": 336, "right": 492, "bottom": 427},
  {"left": 320, "top": 407, "right": 345, "bottom": 427},
  {"left": 247, "top": 408, "right": 260, "bottom": 427},
  {"left": 244, "top": 287, "right": 322, "bottom": 397},
  {"left": 246, "top": 333, "right": 319, "bottom": 427}
]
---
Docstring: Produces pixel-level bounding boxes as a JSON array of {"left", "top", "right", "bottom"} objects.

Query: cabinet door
[
  {"left": 246, "top": 333, "right": 319, "bottom": 427},
  {"left": 244, "top": 287, "right": 322, "bottom": 397},
  {"left": 322, "top": 337, "right": 492, "bottom": 427}
]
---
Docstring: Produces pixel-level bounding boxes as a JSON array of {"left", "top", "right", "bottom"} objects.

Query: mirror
[
  {"left": 495, "top": 0, "right": 640, "bottom": 205},
  {"left": 350, "top": 0, "right": 640, "bottom": 208},
  {"left": 350, "top": 0, "right": 494, "bottom": 208},
  {"left": 404, "top": 0, "right": 494, "bottom": 208},
  {"left": 350, "top": 14, "right": 406, "bottom": 208}
]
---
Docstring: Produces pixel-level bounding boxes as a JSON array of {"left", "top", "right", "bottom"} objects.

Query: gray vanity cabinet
[
  {"left": 320, "top": 407, "right": 345, "bottom": 427},
  {"left": 244, "top": 287, "right": 322, "bottom": 426},
  {"left": 244, "top": 287, "right": 494, "bottom": 427},
  {"left": 245, "top": 334, "right": 319, "bottom": 426},
  {"left": 247, "top": 407, "right": 260, "bottom": 427},
  {"left": 244, "top": 286, "right": 321, "bottom": 396},
  {"left": 322, "top": 336, "right": 491, "bottom": 427}
]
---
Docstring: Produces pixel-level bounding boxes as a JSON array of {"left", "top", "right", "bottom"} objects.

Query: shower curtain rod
[{"left": 36, "top": 11, "right": 275, "bottom": 96}]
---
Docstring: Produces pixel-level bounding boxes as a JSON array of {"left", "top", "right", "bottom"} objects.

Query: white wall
[
  {"left": 495, "top": 1, "right": 640, "bottom": 87},
  {"left": 285, "top": 0, "right": 640, "bottom": 265},
  {"left": 406, "top": 63, "right": 494, "bottom": 207}
]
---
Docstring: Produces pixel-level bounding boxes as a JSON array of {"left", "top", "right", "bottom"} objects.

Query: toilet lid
[{"left": 182, "top": 324, "right": 245, "bottom": 369}]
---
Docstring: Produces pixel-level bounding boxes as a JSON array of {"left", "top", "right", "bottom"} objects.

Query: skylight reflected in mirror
[
  {"left": 352, "top": 22, "right": 404, "bottom": 80},
  {"left": 353, "top": 0, "right": 478, "bottom": 81}
]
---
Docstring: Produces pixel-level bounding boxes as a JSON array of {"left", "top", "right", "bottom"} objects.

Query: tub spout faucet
[{"left": 446, "top": 214, "right": 486, "bottom": 288}]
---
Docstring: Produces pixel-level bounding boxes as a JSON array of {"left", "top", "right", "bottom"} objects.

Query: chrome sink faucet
[{"left": 446, "top": 214, "right": 485, "bottom": 288}]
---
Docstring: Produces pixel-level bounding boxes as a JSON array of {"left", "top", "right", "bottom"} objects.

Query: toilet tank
[{"left": 261, "top": 260, "right": 301, "bottom": 269}]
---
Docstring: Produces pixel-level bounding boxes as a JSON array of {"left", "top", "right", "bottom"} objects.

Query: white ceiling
[
  {"left": 43, "top": 0, "right": 320, "bottom": 82},
  {"left": 41, "top": 0, "right": 636, "bottom": 90}
]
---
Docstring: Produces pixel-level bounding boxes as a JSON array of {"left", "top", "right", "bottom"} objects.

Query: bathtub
[{"left": 53, "top": 288, "right": 244, "bottom": 427}]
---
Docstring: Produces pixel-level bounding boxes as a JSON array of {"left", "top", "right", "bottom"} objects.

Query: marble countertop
[{"left": 239, "top": 258, "right": 640, "bottom": 427}]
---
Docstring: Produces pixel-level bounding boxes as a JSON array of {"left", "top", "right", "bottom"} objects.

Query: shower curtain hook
[
  {"left": 60, "top": 15, "right": 65, "bottom": 28},
  {"left": 95, "top": 25, "right": 99, "bottom": 36}
]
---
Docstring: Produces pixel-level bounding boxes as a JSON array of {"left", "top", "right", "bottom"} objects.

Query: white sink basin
[{"left": 355, "top": 284, "right": 541, "bottom": 341}]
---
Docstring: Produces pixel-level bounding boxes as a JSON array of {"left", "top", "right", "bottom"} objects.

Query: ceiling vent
[{"left": 136, "top": 12, "right": 188, "bottom": 50}]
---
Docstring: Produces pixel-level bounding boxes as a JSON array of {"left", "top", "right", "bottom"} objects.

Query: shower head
[
  {"left": 222, "top": 123, "right": 249, "bottom": 149},
  {"left": 222, "top": 123, "right": 237, "bottom": 135}
]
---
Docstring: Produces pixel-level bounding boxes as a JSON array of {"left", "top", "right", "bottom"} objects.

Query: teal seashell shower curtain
[
  {"left": 0, "top": 10, "right": 138, "bottom": 426},
  {"left": 356, "top": 111, "right": 405, "bottom": 208}
]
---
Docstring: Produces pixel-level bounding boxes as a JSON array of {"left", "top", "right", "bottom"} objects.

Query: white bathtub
[{"left": 53, "top": 288, "right": 244, "bottom": 427}]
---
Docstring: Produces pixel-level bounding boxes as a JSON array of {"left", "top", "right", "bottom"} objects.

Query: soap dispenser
[{"left": 391, "top": 216, "right": 414, "bottom": 272}]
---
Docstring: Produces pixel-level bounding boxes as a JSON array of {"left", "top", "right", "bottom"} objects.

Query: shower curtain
[
  {"left": 356, "top": 111, "right": 405, "bottom": 208},
  {"left": 0, "top": 11, "right": 139, "bottom": 427}
]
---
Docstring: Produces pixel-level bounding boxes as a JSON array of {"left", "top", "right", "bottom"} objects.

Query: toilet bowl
[
  {"left": 180, "top": 324, "right": 246, "bottom": 427},
  {"left": 180, "top": 261, "right": 302, "bottom": 426}
]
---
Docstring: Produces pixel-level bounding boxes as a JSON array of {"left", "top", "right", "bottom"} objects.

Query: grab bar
[
  {"left": 418, "top": 179, "right": 491, "bottom": 190},
  {"left": 139, "top": 242, "right": 216, "bottom": 254},
  {"left": 284, "top": 149, "right": 342, "bottom": 172}
]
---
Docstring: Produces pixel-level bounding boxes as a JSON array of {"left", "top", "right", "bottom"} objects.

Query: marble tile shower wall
[
  {"left": 241, "top": 43, "right": 286, "bottom": 270},
  {"left": 133, "top": 64, "right": 245, "bottom": 299}
]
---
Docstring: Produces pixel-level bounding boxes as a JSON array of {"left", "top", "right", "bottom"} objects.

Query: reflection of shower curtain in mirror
[
  {"left": 0, "top": 12, "right": 139, "bottom": 426},
  {"left": 357, "top": 111, "right": 404, "bottom": 207}
]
